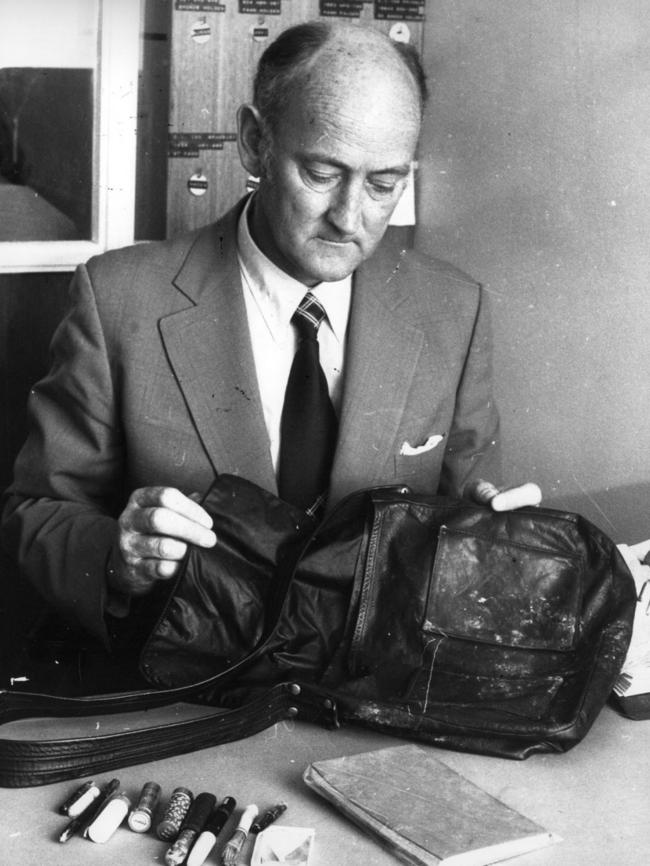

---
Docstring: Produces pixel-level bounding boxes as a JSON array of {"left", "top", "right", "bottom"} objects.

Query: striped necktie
[{"left": 278, "top": 292, "right": 338, "bottom": 515}]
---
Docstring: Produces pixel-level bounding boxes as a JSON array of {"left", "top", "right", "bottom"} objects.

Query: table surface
[{"left": 0, "top": 701, "right": 648, "bottom": 866}]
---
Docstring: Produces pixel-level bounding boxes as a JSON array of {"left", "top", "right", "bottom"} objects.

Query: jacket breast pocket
[{"left": 393, "top": 438, "right": 446, "bottom": 489}]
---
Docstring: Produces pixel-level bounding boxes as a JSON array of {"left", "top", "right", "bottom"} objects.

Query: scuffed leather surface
[{"left": 141, "top": 475, "right": 636, "bottom": 758}]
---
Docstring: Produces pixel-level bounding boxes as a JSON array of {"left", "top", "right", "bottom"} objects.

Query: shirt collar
[{"left": 237, "top": 194, "right": 351, "bottom": 344}]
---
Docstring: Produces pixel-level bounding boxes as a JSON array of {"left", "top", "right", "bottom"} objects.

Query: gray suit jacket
[{"left": 2, "top": 199, "right": 500, "bottom": 643}]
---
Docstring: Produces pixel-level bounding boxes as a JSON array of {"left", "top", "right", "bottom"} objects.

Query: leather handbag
[{"left": 0, "top": 474, "right": 636, "bottom": 786}]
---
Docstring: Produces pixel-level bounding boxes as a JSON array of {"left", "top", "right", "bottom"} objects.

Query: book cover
[{"left": 303, "top": 744, "right": 559, "bottom": 866}]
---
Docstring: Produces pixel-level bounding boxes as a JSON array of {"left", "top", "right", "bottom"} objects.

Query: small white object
[
  {"left": 389, "top": 22, "right": 411, "bottom": 43},
  {"left": 190, "top": 17, "right": 211, "bottom": 44},
  {"left": 186, "top": 829, "right": 217, "bottom": 866},
  {"left": 399, "top": 434, "right": 444, "bottom": 456},
  {"left": 67, "top": 784, "right": 101, "bottom": 818},
  {"left": 86, "top": 794, "right": 131, "bottom": 843},
  {"left": 188, "top": 171, "right": 208, "bottom": 197}
]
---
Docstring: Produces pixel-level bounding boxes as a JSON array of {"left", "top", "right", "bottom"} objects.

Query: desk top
[{"left": 0, "top": 702, "right": 648, "bottom": 866}]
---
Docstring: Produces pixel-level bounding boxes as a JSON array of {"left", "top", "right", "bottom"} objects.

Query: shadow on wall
[{"left": 546, "top": 481, "right": 650, "bottom": 546}]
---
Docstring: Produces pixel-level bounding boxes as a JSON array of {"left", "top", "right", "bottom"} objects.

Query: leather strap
[{"left": 0, "top": 682, "right": 339, "bottom": 787}]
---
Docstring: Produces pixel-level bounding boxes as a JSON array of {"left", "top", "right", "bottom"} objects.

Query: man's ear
[{"left": 237, "top": 104, "right": 265, "bottom": 177}]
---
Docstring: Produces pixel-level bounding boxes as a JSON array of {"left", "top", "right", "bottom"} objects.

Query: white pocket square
[{"left": 399, "top": 434, "right": 444, "bottom": 456}]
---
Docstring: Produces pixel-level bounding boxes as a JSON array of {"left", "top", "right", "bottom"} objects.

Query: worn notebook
[{"left": 304, "top": 745, "right": 559, "bottom": 866}]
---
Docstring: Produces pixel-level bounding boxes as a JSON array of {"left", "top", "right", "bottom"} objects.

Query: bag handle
[{"left": 0, "top": 682, "right": 339, "bottom": 788}]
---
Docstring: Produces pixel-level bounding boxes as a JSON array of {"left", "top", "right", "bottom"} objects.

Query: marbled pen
[{"left": 164, "top": 792, "right": 216, "bottom": 866}]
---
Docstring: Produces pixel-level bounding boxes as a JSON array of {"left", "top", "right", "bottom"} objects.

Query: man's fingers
[
  {"left": 130, "top": 486, "right": 214, "bottom": 530},
  {"left": 124, "top": 487, "right": 216, "bottom": 548},
  {"left": 128, "top": 506, "right": 216, "bottom": 548},
  {"left": 121, "top": 557, "right": 181, "bottom": 595},
  {"left": 123, "top": 533, "right": 188, "bottom": 562},
  {"left": 467, "top": 479, "right": 543, "bottom": 511},
  {"left": 490, "top": 482, "right": 543, "bottom": 512},
  {"left": 112, "top": 486, "right": 217, "bottom": 597},
  {"left": 467, "top": 479, "right": 501, "bottom": 505}
]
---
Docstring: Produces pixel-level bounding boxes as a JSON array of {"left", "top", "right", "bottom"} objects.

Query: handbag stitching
[{"left": 348, "top": 503, "right": 385, "bottom": 677}]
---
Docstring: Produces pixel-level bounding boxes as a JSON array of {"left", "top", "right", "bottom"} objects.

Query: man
[{"left": 2, "top": 22, "right": 540, "bottom": 651}]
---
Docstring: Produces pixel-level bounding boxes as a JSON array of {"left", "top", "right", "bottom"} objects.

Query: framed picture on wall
[{"left": 0, "top": 0, "right": 140, "bottom": 272}]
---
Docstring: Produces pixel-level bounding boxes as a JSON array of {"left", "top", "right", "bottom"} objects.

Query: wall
[{"left": 417, "top": 0, "right": 650, "bottom": 542}]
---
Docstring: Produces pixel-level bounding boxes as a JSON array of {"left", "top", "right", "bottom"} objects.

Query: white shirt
[{"left": 237, "top": 196, "right": 352, "bottom": 473}]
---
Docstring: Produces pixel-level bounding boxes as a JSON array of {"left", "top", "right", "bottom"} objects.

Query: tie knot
[{"left": 292, "top": 292, "right": 327, "bottom": 338}]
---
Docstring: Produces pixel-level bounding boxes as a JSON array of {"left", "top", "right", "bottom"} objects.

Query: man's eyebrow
[
  {"left": 300, "top": 153, "right": 412, "bottom": 177},
  {"left": 369, "top": 164, "right": 412, "bottom": 178}
]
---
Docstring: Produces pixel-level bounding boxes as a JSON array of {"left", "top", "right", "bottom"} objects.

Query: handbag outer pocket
[
  {"left": 335, "top": 496, "right": 584, "bottom": 725},
  {"left": 406, "top": 524, "right": 583, "bottom": 720}
]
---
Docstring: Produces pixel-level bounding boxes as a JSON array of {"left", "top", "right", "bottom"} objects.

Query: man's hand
[
  {"left": 109, "top": 486, "right": 217, "bottom": 596},
  {"left": 467, "top": 479, "right": 543, "bottom": 511}
]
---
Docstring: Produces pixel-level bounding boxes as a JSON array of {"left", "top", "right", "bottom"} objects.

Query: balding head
[{"left": 253, "top": 21, "right": 427, "bottom": 134}]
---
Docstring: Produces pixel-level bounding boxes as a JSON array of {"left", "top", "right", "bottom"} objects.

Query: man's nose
[{"left": 327, "top": 181, "right": 362, "bottom": 236}]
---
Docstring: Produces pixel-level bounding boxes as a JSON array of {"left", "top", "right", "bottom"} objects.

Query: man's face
[{"left": 250, "top": 67, "right": 421, "bottom": 286}]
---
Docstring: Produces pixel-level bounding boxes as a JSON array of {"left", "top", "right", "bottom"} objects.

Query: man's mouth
[{"left": 317, "top": 236, "right": 357, "bottom": 247}]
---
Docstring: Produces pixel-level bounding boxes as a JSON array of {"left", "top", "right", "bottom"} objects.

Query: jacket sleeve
[
  {"left": 1, "top": 263, "right": 125, "bottom": 647},
  {"left": 437, "top": 285, "right": 502, "bottom": 499}
]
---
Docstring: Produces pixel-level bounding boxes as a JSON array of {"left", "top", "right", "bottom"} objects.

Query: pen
[
  {"left": 58, "top": 779, "right": 100, "bottom": 817},
  {"left": 250, "top": 802, "right": 287, "bottom": 834},
  {"left": 186, "top": 796, "right": 236, "bottom": 866},
  {"left": 58, "top": 778, "right": 121, "bottom": 843},
  {"left": 221, "top": 804, "right": 258, "bottom": 865},
  {"left": 165, "top": 792, "right": 216, "bottom": 866}
]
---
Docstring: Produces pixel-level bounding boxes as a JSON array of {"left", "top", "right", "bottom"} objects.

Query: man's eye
[
  {"left": 304, "top": 168, "right": 339, "bottom": 188},
  {"left": 367, "top": 179, "right": 401, "bottom": 199}
]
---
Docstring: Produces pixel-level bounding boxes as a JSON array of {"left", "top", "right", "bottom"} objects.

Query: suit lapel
[
  {"left": 159, "top": 205, "right": 277, "bottom": 493},
  {"left": 329, "top": 244, "right": 425, "bottom": 505}
]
